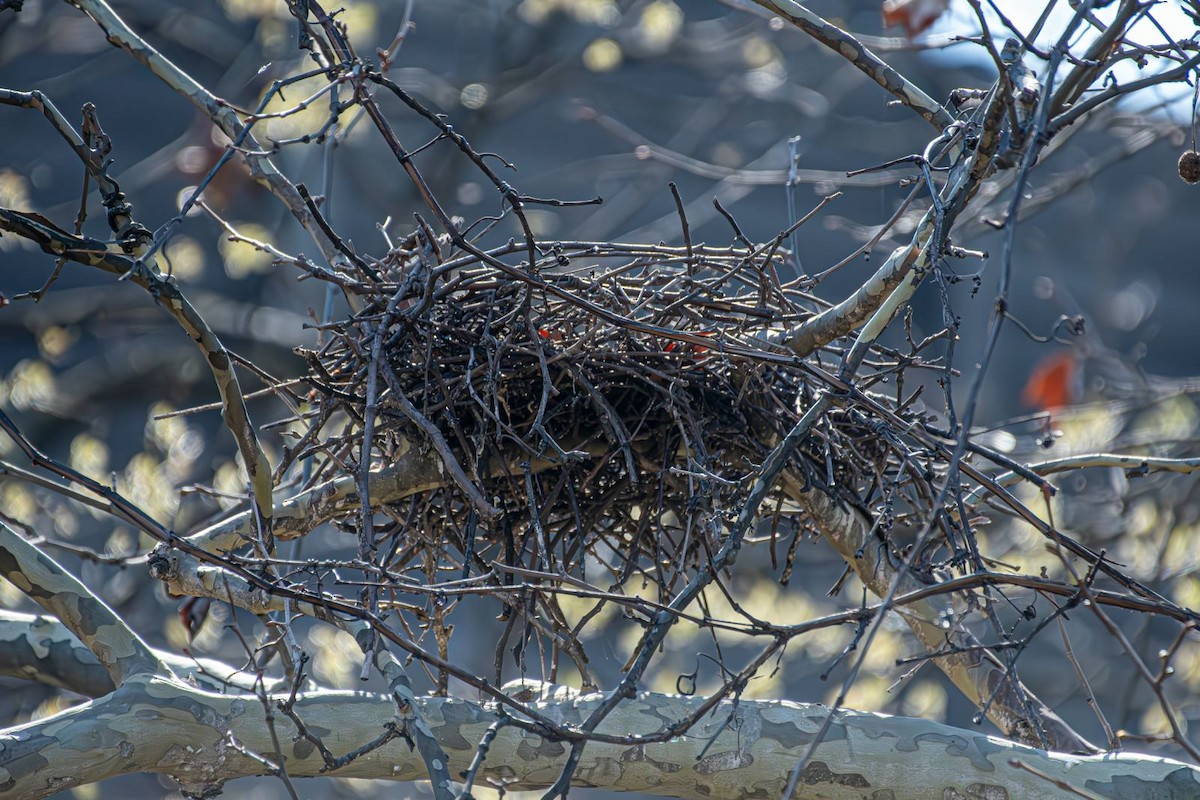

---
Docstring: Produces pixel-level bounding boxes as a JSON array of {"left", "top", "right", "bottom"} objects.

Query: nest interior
[{"left": 294, "top": 237, "right": 896, "bottom": 590}]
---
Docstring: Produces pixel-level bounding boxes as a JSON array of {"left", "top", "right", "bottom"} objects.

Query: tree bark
[{"left": 1, "top": 670, "right": 1195, "bottom": 800}]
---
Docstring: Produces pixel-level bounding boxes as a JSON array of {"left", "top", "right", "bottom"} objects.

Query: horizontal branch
[
  {"left": 1, "top": 674, "right": 1193, "bottom": 800},
  {"left": 187, "top": 438, "right": 608, "bottom": 552}
]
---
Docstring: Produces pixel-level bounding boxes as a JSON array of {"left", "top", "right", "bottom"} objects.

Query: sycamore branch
[
  {"left": 0, "top": 523, "right": 167, "bottom": 685},
  {"left": 776, "top": 235, "right": 926, "bottom": 357},
  {"left": 0, "top": 611, "right": 262, "bottom": 696},
  {"left": 1, "top": 669, "right": 1194, "bottom": 800},
  {"left": 184, "top": 439, "right": 608, "bottom": 553},
  {"left": 779, "top": 474, "right": 1097, "bottom": 754},
  {"left": 154, "top": 442, "right": 1097, "bottom": 754}
]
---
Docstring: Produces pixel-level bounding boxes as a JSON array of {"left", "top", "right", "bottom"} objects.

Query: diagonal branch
[
  {"left": 61, "top": 0, "right": 346, "bottom": 274},
  {"left": 751, "top": 0, "right": 954, "bottom": 130},
  {"left": 0, "top": 524, "right": 168, "bottom": 685},
  {"left": 0, "top": 203, "right": 274, "bottom": 532},
  {"left": 779, "top": 472, "right": 1098, "bottom": 754},
  {"left": 0, "top": 610, "right": 262, "bottom": 696}
]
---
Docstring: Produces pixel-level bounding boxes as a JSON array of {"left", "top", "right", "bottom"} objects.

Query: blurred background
[{"left": 2, "top": 1, "right": 1199, "bottom": 797}]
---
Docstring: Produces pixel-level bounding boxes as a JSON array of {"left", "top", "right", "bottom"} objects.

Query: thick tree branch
[
  {"left": 0, "top": 524, "right": 167, "bottom": 685},
  {"left": 776, "top": 235, "right": 926, "bottom": 357},
  {"left": 0, "top": 611, "right": 261, "bottom": 696},
  {"left": 184, "top": 438, "right": 608, "bottom": 553},
  {"left": 0, "top": 674, "right": 1193, "bottom": 800},
  {"left": 780, "top": 474, "right": 1097, "bottom": 754}
]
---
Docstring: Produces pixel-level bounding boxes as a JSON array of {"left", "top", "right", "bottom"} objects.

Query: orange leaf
[
  {"left": 1021, "top": 351, "right": 1077, "bottom": 412},
  {"left": 882, "top": 0, "right": 950, "bottom": 37}
]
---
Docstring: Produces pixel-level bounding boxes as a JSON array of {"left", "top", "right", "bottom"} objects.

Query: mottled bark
[{"left": 1, "top": 673, "right": 1195, "bottom": 800}]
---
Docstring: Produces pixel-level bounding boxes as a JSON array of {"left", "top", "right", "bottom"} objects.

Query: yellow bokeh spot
[
  {"left": 742, "top": 36, "right": 779, "bottom": 69},
  {"left": 69, "top": 433, "right": 110, "bottom": 482},
  {"left": 837, "top": 673, "right": 891, "bottom": 712},
  {"left": 1132, "top": 395, "right": 1199, "bottom": 444},
  {"left": 122, "top": 452, "right": 178, "bottom": 520},
  {"left": 165, "top": 613, "right": 192, "bottom": 651},
  {"left": 460, "top": 82, "right": 489, "bottom": 110},
  {"left": 70, "top": 782, "right": 101, "bottom": 800},
  {"left": 802, "top": 623, "right": 852, "bottom": 663},
  {"left": 901, "top": 680, "right": 947, "bottom": 721},
  {"left": 1113, "top": 497, "right": 1163, "bottom": 576},
  {"left": 105, "top": 528, "right": 136, "bottom": 560},
  {"left": 147, "top": 402, "right": 188, "bottom": 456},
  {"left": 0, "top": 168, "right": 30, "bottom": 208},
  {"left": 637, "top": 0, "right": 683, "bottom": 51},
  {"left": 1169, "top": 637, "right": 1200, "bottom": 690},
  {"left": 1054, "top": 405, "right": 1121, "bottom": 456},
  {"left": 52, "top": 504, "right": 79, "bottom": 538},
  {"left": 37, "top": 326, "right": 74, "bottom": 362},
  {"left": 218, "top": 222, "right": 275, "bottom": 278},
  {"left": 1138, "top": 703, "right": 1174, "bottom": 737},
  {"left": 1172, "top": 574, "right": 1200, "bottom": 610},
  {"left": 340, "top": 3, "right": 378, "bottom": 42},
  {"left": 308, "top": 626, "right": 361, "bottom": 688},
  {"left": 219, "top": 0, "right": 280, "bottom": 21},
  {"left": 1163, "top": 523, "right": 1200, "bottom": 578},
  {"left": 518, "top": 0, "right": 553, "bottom": 24},
  {"left": 860, "top": 629, "right": 902, "bottom": 672},
  {"left": 261, "top": 74, "right": 335, "bottom": 142},
  {"left": 583, "top": 38, "right": 622, "bottom": 72},
  {"left": 0, "top": 576, "right": 25, "bottom": 609},
  {"left": 0, "top": 169, "right": 32, "bottom": 253},
  {"left": 1, "top": 484, "right": 35, "bottom": 526},
  {"left": 5, "top": 359, "right": 56, "bottom": 412},
  {"left": 257, "top": 16, "right": 289, "bottom": 50},
  {"left": 164, "top": 235, "right": 206, "bottom": 280}
]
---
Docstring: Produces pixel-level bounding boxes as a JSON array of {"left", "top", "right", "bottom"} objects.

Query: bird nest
[{"left": 294, "top": 237, "right": 889, "bottom": 589}]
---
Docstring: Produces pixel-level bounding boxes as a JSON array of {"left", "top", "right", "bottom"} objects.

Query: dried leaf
[{"left": 882, "top": 0, "right": 950, "bottom": 38}]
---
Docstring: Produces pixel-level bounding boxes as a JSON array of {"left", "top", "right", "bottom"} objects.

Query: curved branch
[
  {"left": 776, "top": 235, "right": 926, "bottom": 357},
  {"left": 0, "top": 524, "right": 167, "bottom": 685},
  {"left": 0, "top": 205, "right": 273, "bottom": 529}
]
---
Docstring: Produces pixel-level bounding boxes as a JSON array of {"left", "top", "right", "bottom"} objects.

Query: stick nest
[{"left": 297, "top": 237, "right": 887, "bottom": 587}]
